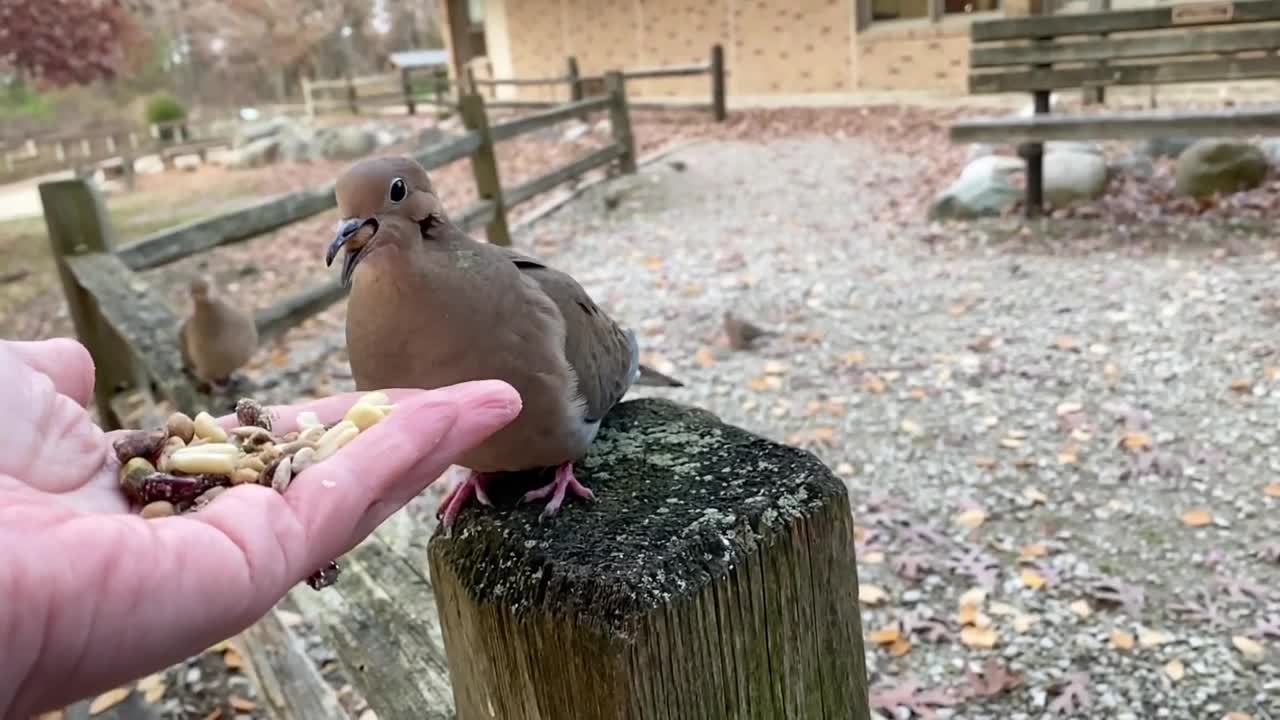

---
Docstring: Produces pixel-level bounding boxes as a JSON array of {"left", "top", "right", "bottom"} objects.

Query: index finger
[{"left": 214, "top": 388, "right": 430, "bottom": 435}]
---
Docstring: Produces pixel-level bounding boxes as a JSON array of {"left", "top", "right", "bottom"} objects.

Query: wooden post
[
  {"left": 402, "top": 68, "right": 417, "bottom": 115},
  {"left": 605, "top": 71, "right": 637, "bottom": 175},
  {"left": 428, "top": 398, "right": 871, "bottom": 720},
  {"left": 458, "top": 93, "right": 511, "bottom": 246},
  {"left": 711, "top": 43, "right": 727, "bottom": 122},
  {"left": 567, "top": 56, "right": 583, "bottom": 102},
  {"left": 1083, "top": 0, "right": 1110, "bottom": 106},
  {"left": 302, "top": 77, "right": 315, "bottom": 119},
  {"left": 38, "top": 179, "right": 143, "bottom": 430},
  {"left": 346, "top": 74, "right": 359, "bottom": 115},
  {"left": 1021, "top": 90, "right": 1050, "bottom": 219}
]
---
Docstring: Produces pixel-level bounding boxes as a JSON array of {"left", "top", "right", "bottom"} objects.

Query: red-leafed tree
[{"left": 0, "top": 0, "right": 142, "bottom": 87}]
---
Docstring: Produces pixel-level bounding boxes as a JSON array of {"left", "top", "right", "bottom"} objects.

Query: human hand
[{"left": 0, "top": 337, "right": 521, "bottom": 718}]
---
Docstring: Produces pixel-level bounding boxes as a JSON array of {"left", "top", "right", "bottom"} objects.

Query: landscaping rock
[
  {"left": 318, "top": 126, "right": 378, "bottom": 160},
  {"left": 1046, "top": 140, "right": 1102, "bottom": 156},
  {"left": 1261, "top": 138, "right": 1280, "bottom": 166},
  {"left": 1174, "top": 139, "right": 1268, "bottom": 197},
  {"left": 1110, "top": 153, "right": 1155, "bottom": 180},
  {"left": 1044, "top": 150, "right": 1108, "bottom": 205},
  {"left": 1140, "top": 135, "right": 1198, "bottom": 159},
  {"left": 234, "top": 117, "right": 296, "bottom": 148},
  {"left": 227, "top": 136, "right": 281, "bottom": 169},
  {"left": 928, "top": 155, "right": 1023, "bottom": 220}
]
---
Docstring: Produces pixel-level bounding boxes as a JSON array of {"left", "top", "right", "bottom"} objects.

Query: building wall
[{"left": 471, "top": 0, "right": 1005, "bottom": 98}]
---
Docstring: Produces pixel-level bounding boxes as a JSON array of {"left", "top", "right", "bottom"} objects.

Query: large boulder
[
  {"left": 318, "top": 125, "right": 378, "bottom": 160},
  {"left": 226, "top": 136, "right": 281, "bottom": 169},
  {"left": 1043, "top": 150, "right": 1108, "bottom": 205},
  {"left": 1140, "top": 136, "right": 1198, "bottom": 159},
  {"left": 1174, "top": 139, "right": 1269, "bottom": 197},
  {"left": 1110, "top": 152, "right": 1155, "bottom": 180},
  {"left": 928, "top": 155, "right": 1023, "bottom": 220},
  {"left": 233, "top": 117, "right": 296, "bottom": 148},
  {"left": 1046, "top": 140, "right": 1102, "bottom": 156}
]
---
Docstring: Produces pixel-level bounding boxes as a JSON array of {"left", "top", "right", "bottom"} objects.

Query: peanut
[
  {"left": 343, "top": 402, "right": 384, "bottom": 431},
  {"left": 141, "top": 501, "right": 175, "bottom": 519},
  {"left": 166, "top": 412, "right": 195, "bottom": 443},
  {"left": 193, "top": 411, "right": 227, "bottom": 442},
  {"left": 168, "top": 450, "right": 237, "bottom": 475},
  {"left": 236, "top": 454, "right": 266, "bottom": 472}
]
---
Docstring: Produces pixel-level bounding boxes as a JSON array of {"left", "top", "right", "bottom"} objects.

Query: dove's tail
[{"left": 636, "top": 364, "right": 684, "bottom": 387}]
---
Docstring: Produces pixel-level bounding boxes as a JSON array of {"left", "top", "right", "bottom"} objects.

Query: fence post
[
  {"left": 402, "top": 68, "right": 417, "bottom": 115},
  {"left": 458, "top": 93, "right": 511, "bottom": 247},
  {"left": 38, "top": 179, "right": 142, "bottom": 430},
  {"left": 302, "top": 77, "right": 315, "bottom": 119},
  {"left": 346, "top": 73, "right": 359, "bottom": 115},
  {"left": 605, "top": 71, "right": 637, "bottom": 175},
  {"left": 711, "top": 43, "right": 727, "bottom": 122},
  {"left": 566, "top": 56, "right": 583, "bottom": 102}
]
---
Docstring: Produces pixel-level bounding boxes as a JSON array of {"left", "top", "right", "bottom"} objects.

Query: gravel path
[{"left": 489, "top": 138, "right": 1279, "bottom": 719}]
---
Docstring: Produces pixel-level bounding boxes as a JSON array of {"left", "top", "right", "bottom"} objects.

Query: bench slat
[
  {"left": 971, "top": 0, "right": 1280, "bottom": 41},
  {"left": 971, "top": 25, "right": 1280, "bottom": 67},
  {"left": 970, "top": 55, "right": 1280, "bottom": 93},
  {"left": 949, "top": 106, "right": 1280, "bottom": 143},
  {"left": 63, "top": 251, "right": 204, "bottom": 414}
]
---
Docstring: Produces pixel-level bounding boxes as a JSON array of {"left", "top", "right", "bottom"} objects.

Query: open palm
[{"left": 0, "top": 338, "right": 520, "bottom": 719}]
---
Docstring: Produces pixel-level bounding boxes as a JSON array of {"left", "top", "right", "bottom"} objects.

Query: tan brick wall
[
  {"left": 855, "top": 22, "right": 970, "bottom": 93},
  {"left": 730, "top": 0, "right": 854, "bottom": 95}
]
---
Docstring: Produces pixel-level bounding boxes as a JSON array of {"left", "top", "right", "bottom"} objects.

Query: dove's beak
[{"left": 327, "top": 217, "right": 379, "bottom": 288}]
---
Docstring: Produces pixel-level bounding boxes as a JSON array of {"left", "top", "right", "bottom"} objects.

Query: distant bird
[
  {"left": 324, "top": 155, "right": 681, "bottom": 531},
  {"left": 178, "top": 277, "right": 258, "bottom": 392},
  {"left": 723, "top": 310, "right": 775, "bottom": 351}
]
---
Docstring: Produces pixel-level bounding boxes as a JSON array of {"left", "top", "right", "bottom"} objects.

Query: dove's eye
[{"left": 389, "top": 178, "right": 407, "bottom": 203}]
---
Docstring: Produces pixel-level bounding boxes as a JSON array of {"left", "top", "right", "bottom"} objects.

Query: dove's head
[
  {"left": 188, "top": 277, "right": 210, "bottom": 303},
  {"left": 327, "top": 155, "right": 443, "bottom": 288}
]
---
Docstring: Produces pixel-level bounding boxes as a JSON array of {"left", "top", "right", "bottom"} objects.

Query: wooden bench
[
  {"left": 159, "top": 137, "right": 231, "bottom": 169},
  {"left": 951, "top": 0, "right": 1280, "bottom": 217}
]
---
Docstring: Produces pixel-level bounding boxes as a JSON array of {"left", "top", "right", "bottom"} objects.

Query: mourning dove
[
  {"left": 178, "top": 277, "right": 258, "bottom": 391},
  {"left": 723, "top": 310, "right": 775, "bottom": 351},
  {"left": 325, "top": 155, "right": 681, "bottom": 530}
]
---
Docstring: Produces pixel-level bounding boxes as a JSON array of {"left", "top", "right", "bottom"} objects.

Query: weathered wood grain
[
  {"left": 970, "top": 55, "right": 1280, "bottom": 93},
  {"left": 951, "top": 106, "right": 1280, "bottom": 142},
  {"left": 488, "top": 96, "right": 612, "bottom": 143},
  {"left": 504, "top": 144, "right": 624, "bottom": 208},
  {"left": 970, "top": 25, "right": 1280, "bottom": 67},
  {"left": 428, "top": 398, "right": 870, "bottom": 720},
  {"left": 235, "top": 608, "right": 347, "bottom": 720},
  {"left": 971, "top": 0, "right": 1280, "bottom": 40}
]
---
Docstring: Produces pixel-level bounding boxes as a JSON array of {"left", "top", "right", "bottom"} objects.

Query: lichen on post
[{"left": 428, "top": 398, "right": 871, "bottom": 720}]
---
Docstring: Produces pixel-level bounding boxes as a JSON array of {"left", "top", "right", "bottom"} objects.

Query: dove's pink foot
[
  {"left": 520, "top": 462, "right": 594, "bottom": 520},
  {"left": 437, "top": 469, "right": 494, "bottom": 533}
]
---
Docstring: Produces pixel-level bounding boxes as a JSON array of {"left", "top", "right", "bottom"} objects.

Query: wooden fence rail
[{"left": 39, "top": 78, "right": 638, "bottom": 430}]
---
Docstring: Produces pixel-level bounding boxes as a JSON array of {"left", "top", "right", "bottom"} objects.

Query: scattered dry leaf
[
  {"left": 960, "top": 626, "right": 999, "bottom": 649},
  {"left": 747, "top": 375, "right": 782, "bottom": 391},
  {"left": 1225, "top": 712, "right": 1253, "bottom": 720},
  {"left": 1181, "top": 509, "right": 1213, "bottom": 528},
  {"left": 1054, "top": 336, "right": 1077, "bottom": 351},
  {"left": 1264, "top": 483, "right": 1280, "bottom": 498},
  {"left": 869, "top": 623, "right": 901, "bottom": 645},
  {"left": 989, "top": 602, "right": 1018, "bottom": 616},
  {"left": 960, "top": 588, "right": 987, "bottom": 609},
  {"left": 89, "top": 688, "right": 132, "bottom": 715},
  {"left": 223, "top": 647, "right": 244, "bottom": 670},
  {"left": 862, "top": 551, "right": 885, "bottom": 564},
  {"left": 763, "top": 360, "right": 789, "bottom": 375},
  {"left": 1070, "top": 600, "right": 1093, "bottom": 618},
  {"left": 1023, "top": 487, "right": 1048, "bottom": 505},
  {"left": 859, "top": 585, "right": 889, "bottom": 606},
  {"left": 1230, "top": 378, "right": 1253, "bottom": 393},
  {"left": 954, "top": 509, "right": 987, "bottom": 529},
  {"left": 1000, "top": 436, "right": 1024, "bottom": 449},
  {"left": 1121, "top": 433, "right": 1152, "bottom": 451},
  {"left": 974, "top": 456, "right": 998, "bottom": 468},
  {"left": 1013, "top": 614, "right": 1036, "bottom": 633},
  {"left": 888, "top": 638, "right": 912, "bottom": 657},
  {"left": 1019, "top": 543, "right": 1048, "bottom": 562},
  {"left": 835, "top": 462, "right": 855, "bottom": 476},
  {"left": 137, "top": 672, "right": 166, "bottom": 703},
  {"left": 1164, "top": 658, "right": 1186, "bottom": 682},
  {"left": 957, "top": 604, "right": 979, "bottom": 626},
  {"left": 229, "top": 696, "right": 257, "bottom": 712},
  {"left": 1138, "top": 629, "right": 1171, "bottom": 648},
  {"left": 1020, "top": 569, "right": 1047, "bottom": 590},
  {"left": 1110, "top": 630, "right": 1135, "bottom": 651},
  {"left": 693, "top": 347, "right": 716, "bottom": 368},
  {"left": 900, "top": 419, "right": 923, "bottom": 436},
  {"left": 1057, "top": 447, "right": 1079, "bottom": 465},
  {"left": 1232, "top": 635, "right": 1265, "bottom": 661}
]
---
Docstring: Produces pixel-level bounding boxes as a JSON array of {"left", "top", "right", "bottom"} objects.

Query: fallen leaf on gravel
[
  {"left": 1054, "top": 336, "right": 1077, "bottom": 352},
  {"left": 1139, "top": 629, "right": 1171, "bottom": 647},
  {"left": 954, "top": 509, "right": 987, "bottom": 529},
  {"left": 1224, "top": 713, "right": 1252, "bottom": 720},
  {"left": 1164, "top": 658, "right": 1186, "bottom": 681},
  {"left": 870, "top": 682, "right": 960, "bottom": 718},
  {"left": 835, "top": 462, "right": 855, "bottom": 476},
  {"left": 204, "top": 709, "right": 223, "bottom": 720},
  {"left": 961, "top": 626, "right": 998, "bottom": 649},
  {"left": 89, "top": 688, "right": 131, "bottom": 715},
  {"left": 1023, "top": 487, "right": 1048, "bottom": 505},
  {"left": 223, "top": 647, "right": 244, "bottom": 669},
  {"left": 957, "top": 604, "right": 979, "bottom": 626},
  {"left": 693, "top": 347, "right": 715, "bottom": 368},
  {"left": 1070, "top": 600, "right": 1093, "bottom": 618},
  {"left": 862, "top": 551, "right": 885, "bottom": 564},
  {"left": 1013, "top": 614, "right": 1036, "bottom": 633},
  {"left": 1020, "top": 569, "right": 1047, "bottom": 590},
  {"left": 1056, "top": 401, "right": 1083, "bottom": 416},
  {"left": 229, "top": 696, "right": 257, "bottom": 711},
  {"left": 859, "top": 585, "right": 889, "bottom": 606},
  {"left": 1232, "top": 635, "right": 1265, "bottom": 661},
  {"left": 1110, "top": 630, "right": 1135, "bottom": 650},
  {"left": 989, "top": 602, "right": 1018, "bottom": 616},
  {"left": 1120, "top": 432, "right": 1153, "bottom": 451},
  {"left": 959, "top": 587, "right": 987, "bottom": 609},
  {"left": 1264, "top": 483, "right": 1280, "bottom": 498},
  {"left": 1047, "top": 672, "right": 1092, "bottom": 716},
  {"left": 1182, "top": 509, "right": 1213, "bottom": 527},
  {"left": 138, "top": 673, "right": 166, "bottom": 703},
  {"left": 762, "top": 360, "right": 789, "bottom": 375},
  {"left": 1000, "top": 436, "right": 1024, "bottom": 449},
  {"left": 888, "top": 638, "right": 912, "bottom": 657},
  {"left": 974, "top": 456, "right": 997, "bottom": 468},
  {"left": 1089, "top": 577, "right": 1146, "bottom": 615},
  {"left": 1057, "top": 445, "right": 1079, "bottom": 464},
  {"left": 962, "top": 658, "right": 1024, "bottom": 699},
  {"left": 1019, "top": 543, "right": 1048, "bottom": 562},
  {"left": 900, "top": 418, "right": 923, "bottom": 435},
  {"left": 747, "top": 375, "right": 782, "bottom": 391},
  {"left": 869, "top": 623, "right": 901, "bottom": 645},
  {"left": 890, "top": 552, "right": 929, "bottom": 581},
  {"left": 1230, "top": 378, "right": 1253, "bottom": 393},
  {"left": 208, "top": 640, "right": 230, "bottom": 653}
]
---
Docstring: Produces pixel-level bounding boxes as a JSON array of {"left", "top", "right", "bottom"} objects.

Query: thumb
[{"left": 2, "top": 338, "right": 96, "bottom": 408}]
